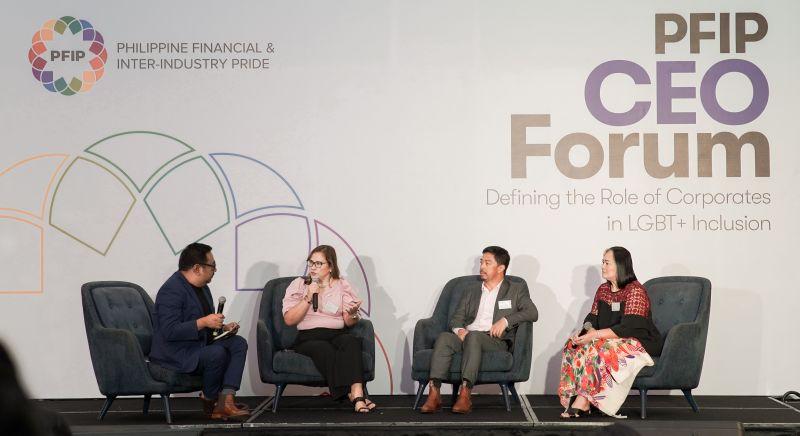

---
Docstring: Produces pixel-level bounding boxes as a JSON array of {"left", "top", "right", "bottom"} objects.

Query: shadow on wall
[
  {"left": 243, "top": 261, "right": 280, "bottom": 290},
  {"left": 464, "top": 255, "right": 480, "bottom": 276},
  {"left": 660, "top": 263, "right": 691, "bottom": 276},
  {"left": 513, "top": 254, "right": 600, "bottom": 395},
  {"left": 346, "top": 256, "right": 412, "bottom": 394}
]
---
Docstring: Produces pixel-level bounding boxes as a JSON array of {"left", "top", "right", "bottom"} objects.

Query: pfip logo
[{"left": 28, "top": 17, "right": 107, "bottom": 96}]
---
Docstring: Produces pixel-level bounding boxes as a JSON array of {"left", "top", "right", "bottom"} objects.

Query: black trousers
[{"left": 293, "top": 328, "right": 364, "bottom": 400}]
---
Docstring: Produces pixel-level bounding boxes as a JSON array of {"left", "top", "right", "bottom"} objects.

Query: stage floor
[{"left": 41, "top": 394, "right": 800, "bottom": 435}]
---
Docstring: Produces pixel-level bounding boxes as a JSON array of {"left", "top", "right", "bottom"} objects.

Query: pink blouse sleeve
[
  {"left": 282, "top": 278, "right": 306, "bottom": 315},
  {"left": 340, "top": 279, "right": 360, "bottom": 306}
]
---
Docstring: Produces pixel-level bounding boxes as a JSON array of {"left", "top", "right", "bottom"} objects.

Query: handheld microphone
[
  {"left": 212, "top": 296, "right": 226, "bottom": 337},
  {"left": 311, "top": 277, "right": 319, "bottom": 312},
  {"left": 304, "top": 276, "right": 320, "bottom": 312}
]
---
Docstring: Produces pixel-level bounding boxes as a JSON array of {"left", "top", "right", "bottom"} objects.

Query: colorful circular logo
[{"left": 28, "top": 16, "right": 106, "bottom": 96}]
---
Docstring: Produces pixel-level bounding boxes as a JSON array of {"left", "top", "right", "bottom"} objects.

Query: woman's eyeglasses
[{"left": 307, "top": 260, "right": 328, "bottom": 269}]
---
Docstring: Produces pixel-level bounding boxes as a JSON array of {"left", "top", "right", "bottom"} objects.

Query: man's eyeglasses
[
  {"left": 307, "top": 260, "right": 328, "bottom": 269},
  {"left": 199, "top": 263, "right": 217, "bottom": 271}
]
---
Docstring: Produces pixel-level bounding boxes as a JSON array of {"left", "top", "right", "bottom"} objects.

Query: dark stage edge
[{"left": 39, "top": 394, "right": 800, "bottom": 435}]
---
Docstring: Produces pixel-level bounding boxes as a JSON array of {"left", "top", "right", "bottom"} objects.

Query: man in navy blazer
[{"left": 150, "top": 242, "right": 249, "bottom": 421}]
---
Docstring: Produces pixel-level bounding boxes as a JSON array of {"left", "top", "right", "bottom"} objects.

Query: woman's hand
[
  {"left": 567, "top": 329, "right": 582, "bottom": 347},
  {"left": 306, "top": 281, "right": 320, "bottom": 301},
  {"left": 343, "top": 300, "right": 361, "bottom": 316},
  {"left": 572, "top": 331, "right": 596, "bottom": 346},
  {"left": 343, "top": 300, "right": 361, "bottom": 326},
  {"left": 283, "top": 280, "right": 316, "bottom": 327}
]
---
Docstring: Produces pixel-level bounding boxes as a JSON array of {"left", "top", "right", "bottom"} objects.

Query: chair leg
[
  {"left": 412, "top": 380, "right": 428, "bottom": 410},
  {"left": 682, "top": 388, "right": 699, "bottom": 412},
  {"left": 509, "top": 383, "right": 521, "bottom": 404},
  {"left": 161, "top": 394, "right": 172, "bottom": 424},
  {"left": 451, "top": 383, "right": 459, "bottom": 404},
  {"left": 499, "top": 383, "right": 512, "bottom": 411},
  {"left": 639, "top": 388, "right": 647, "bottom": 419},
  {"left": 271, "top": 384, "right": 286, "bottom": 413},
  {"left": 142, "top": 394, "right": 151, "bottom": 415},
  {"left": 97, "top": 395, "right": 116, "bottom": 421}
]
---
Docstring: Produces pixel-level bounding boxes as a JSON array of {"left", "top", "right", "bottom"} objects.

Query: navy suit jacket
[{"left": 149, "top": 271, "right": 214, "bottom": 373}]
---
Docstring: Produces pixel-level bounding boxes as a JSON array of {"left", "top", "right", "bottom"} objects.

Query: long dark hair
[
  {"left": 605, "top": 246, "right": 637, "bottom": 289},
  {"left": 308, "top": 245, "right": 340, "bottom": 279}
]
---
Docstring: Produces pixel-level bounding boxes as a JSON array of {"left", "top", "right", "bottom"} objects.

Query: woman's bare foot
[{"left": 348, "top": 393, "right": 377, "bottom": 410}]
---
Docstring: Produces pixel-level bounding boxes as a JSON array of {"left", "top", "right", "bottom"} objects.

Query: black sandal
[
  {"left": 351, "top": 396, "right": 371, "bottom": 413},
  {"left": 560, "top": 407, "right": 591, "bottom": 419}
]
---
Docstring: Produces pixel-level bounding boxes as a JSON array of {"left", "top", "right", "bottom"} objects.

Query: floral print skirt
[{"left": 558, "top": 338, "right": 654, "bottom": 417}]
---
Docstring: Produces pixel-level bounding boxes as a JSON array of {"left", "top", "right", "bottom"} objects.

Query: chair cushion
[
  {"left": 636, "top": 356, "right": 659, "bottom": 378},
  {"left": 648, "top": 281, "right": 702, "bottom": 335},
  {"left": 148, "top": 362, "right": 203, "bottom": 389},
  {"left": 91, "top": 286, "right": 153, "bottom": 355},
  {"left": 273, "top": 350, "right": 374, "bottom": 377},
  {"left": 411, "top": 349, "right": 514, "bottom": 373},
  {"left": 267, "top": 278, "right": 300, "bottom": 350}
]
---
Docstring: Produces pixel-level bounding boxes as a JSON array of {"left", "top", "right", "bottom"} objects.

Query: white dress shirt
[{"left": 454, "top": 281, "right": 506, "bottom": 334}]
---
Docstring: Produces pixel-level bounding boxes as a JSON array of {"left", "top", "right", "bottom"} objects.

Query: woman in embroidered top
[
  {"left": 558, "top": 246, "right": 662, "bottom": 419},
  {"left": 282, "top": 245, "right": 376, "bottom": 413}
]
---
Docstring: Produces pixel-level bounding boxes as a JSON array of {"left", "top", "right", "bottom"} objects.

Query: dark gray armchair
[
  {"left": 256, "top": 277, "right": 375, "bottom": 412},
  {"left": 632, "top": 276, "right": 712, "bottom": 419},
  {"left": 81, "top": 281, "right": 202, "bottom": 423},
  {"left": 411, "top": 275, "right": 534, "bottom": 411}
]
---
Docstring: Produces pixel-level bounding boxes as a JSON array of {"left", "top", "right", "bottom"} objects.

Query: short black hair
[
  {"left": 606, "top": 246, "right": 637, "bottom": 289},
  {"left": 482, "top": 246, "right": 510, "bottom": 274},
  {"left": 179, "top": 242, "right": 212, "bottom": 271}
]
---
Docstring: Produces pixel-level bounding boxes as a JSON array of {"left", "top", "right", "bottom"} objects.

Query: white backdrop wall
[{"left": 1, "top": 1, "right": 798, "bottom": 399}]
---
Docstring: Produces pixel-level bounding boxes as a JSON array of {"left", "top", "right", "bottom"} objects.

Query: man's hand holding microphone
[
  {"left": 196, "top": 296, "right": 239, "bottom": 335},
  {"left": 197, "top": 313, "right": 224, "bottom": 330}
]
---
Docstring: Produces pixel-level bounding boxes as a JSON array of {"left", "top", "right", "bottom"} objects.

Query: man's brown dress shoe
[
  {"left": 451, "top": 386, "right": 472, "bottom": 414},
  {"left": 420, "top": 384, "right": 442, "bottom": 413},
  {"left": 210, "top": 393, "right": 250, "bottom": 421}
]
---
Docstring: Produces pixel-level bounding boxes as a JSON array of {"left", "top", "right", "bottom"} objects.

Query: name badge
[
  {"left": 611, "top": 302, "right": 621, "bottom": 312},
  {"left": 323, "top": 301, "right": 339, "bottom": 314},
  {"left": 498, "top": 300, "right": 512, "bottom": 310}
]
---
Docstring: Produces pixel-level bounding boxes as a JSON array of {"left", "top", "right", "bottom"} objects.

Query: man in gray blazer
[{"left": 420, "top": 246, "right": 538, "bottom": 414}]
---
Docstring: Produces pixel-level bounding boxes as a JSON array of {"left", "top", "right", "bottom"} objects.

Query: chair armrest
[
  {"left": 87, "top": 326, "right": 153, "bottom": 395},
  {"left": 348, "top": 319, "right": 375, "bottom": 360},
  {"left": 256, "top": 319, "right": 277, "bottom": 382},
  {"left": 413, "top": 317, "right": 441, "bottom": 354},
  {"left": 648, "top": 321, "right": 705, "bottom": 388},
  {"left": 509, "top": 321, "right": 533, "bottom": 382}
]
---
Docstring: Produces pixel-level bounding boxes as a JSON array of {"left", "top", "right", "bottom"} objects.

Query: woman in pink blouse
[{"left": 282, "top": 245, "right": 375, "bottom": 413}]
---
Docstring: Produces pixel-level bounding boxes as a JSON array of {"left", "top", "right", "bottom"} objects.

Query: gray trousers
[{"left": 429, "top": 331, "right": 508, "bottom": 386}]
